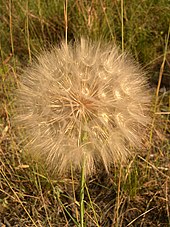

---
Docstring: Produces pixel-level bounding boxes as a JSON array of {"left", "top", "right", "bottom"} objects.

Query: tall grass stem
[
  {"left": 80, "top": 156, "right": 86, "bottom": 227},
  {"left": 121, "top": 0, "right": 124, "bottom": 51}
]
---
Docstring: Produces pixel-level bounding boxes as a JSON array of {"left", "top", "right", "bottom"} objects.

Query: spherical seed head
[{"left": 16, "top": 38, "right": 151, "bottom": 176}]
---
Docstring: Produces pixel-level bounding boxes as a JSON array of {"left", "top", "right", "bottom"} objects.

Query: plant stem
[
  {"left": 80, "top": 155, "right": 86, "bottom": 227},
  {"left": 121, "top": 0, "right": 124, "bottom": 52}
]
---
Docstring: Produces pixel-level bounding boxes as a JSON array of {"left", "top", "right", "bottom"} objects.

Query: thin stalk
[
  {"left": 149, "top": 25, "right": 170, "bottom": 145},
  {"left": 71, "top": 163, "right": 79, "bottom": 222},
  {"left": 100, "top": 0, "right": 115, "bottom": 42},
  {"left": 121, "top": 0, "right": 124, "bottom": 52},
  {"left": 26, "top": 0, "right": 32, "bottom": 62},
  {"left": 64, "top": 0, "right": 68, "bottom": 47},
  {"left": 80, "top": 155, "right": 86, "bottom": 227},
  {"left": 85, "top": 183, "right": 100, "bottom": 227},
  {"left": 9, "top": 0, "right": 14, "bottom": 56}
]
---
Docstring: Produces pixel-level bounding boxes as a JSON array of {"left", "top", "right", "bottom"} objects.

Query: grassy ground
[{"left": 0, "top": 0, "right": 170, "bottom": 226}]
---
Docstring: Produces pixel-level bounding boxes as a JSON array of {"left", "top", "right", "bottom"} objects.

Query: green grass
[{"left": 0, "top": 0, "right": 170, "bottom": 226}]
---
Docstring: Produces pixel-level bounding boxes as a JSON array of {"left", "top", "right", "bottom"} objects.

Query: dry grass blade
[
  {"left": 0, "top": 169, "right": 38, "bottom": 227},
  {"left": 126, "top": 207, "right": 157, "bottom": 227}
]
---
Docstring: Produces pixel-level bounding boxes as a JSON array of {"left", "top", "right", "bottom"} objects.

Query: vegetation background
[{"left": 0, "top": 0, "right": 169, "bottom": 226}]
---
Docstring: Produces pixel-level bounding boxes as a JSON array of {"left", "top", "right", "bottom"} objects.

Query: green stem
[{"left": 80, "top": 155, "right": 86, "bottom": 227}]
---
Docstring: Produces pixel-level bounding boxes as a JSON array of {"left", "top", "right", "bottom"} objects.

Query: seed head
[{"left": 16, "top": 38, "right": 151, "bottom": 176}]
